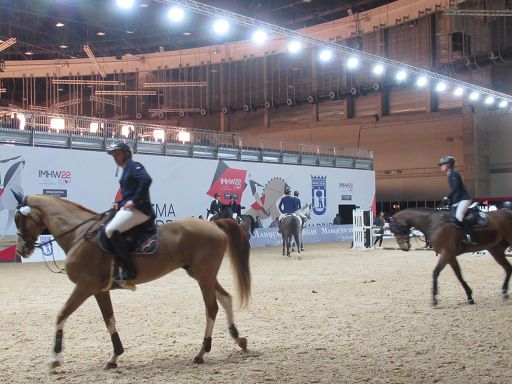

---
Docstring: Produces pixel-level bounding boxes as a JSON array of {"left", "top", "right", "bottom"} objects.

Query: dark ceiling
[{"left": 0, "top": 0, "right": 396, "bottom": 61}]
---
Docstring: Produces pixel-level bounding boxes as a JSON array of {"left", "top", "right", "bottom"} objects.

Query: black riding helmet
[
  {"left": 438, "top": 156, "right": 455, "bottom": 167},
  {"left": 294, "top": 191, "right": 299, "bottom": 197},
  {"left": 284, "top": 187, "right": 291, "bottom": 195},
  {"left": 107, "top": 140, "right": 132, "bottom": 158}
]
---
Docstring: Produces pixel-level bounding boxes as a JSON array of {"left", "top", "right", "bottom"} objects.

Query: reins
[{"left": 18, "top": 209, "right": 113, "bottom": 274}]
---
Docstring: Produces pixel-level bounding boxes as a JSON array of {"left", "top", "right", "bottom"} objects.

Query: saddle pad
[
  {"left": 99, "top": 224, "right": 159, "bottom": 255},
  {"left": 465, "top": 211, "right": 488, "bottom": 227}
]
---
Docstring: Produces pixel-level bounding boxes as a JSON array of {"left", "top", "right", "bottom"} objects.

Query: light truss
[
  {"left": 445, "top": 9, "right": 512, "bottom": 17},
  {"left": 0, "top": 38, "right": 16, "bottom": 52},
  {"left": 30, "top": 105, "right": 59, "bottom": 112},
  {"left": 143, "top": 81, "right": 207, "bottom": 87},
  {"left": 148, "top": 107, "right": 201, "bottom": 113},
  {"left": 90, "top": 95, "right": 120, "bottom": 107},
  {"left": 95, "top": 90, "right": 157, "bottom": 95},
  {"left": 158, "top": 0, "right": 512, "bottom": 102},
  {"left": 52, "top": 79, "right": 124, "bottom": 86},
  {"left": 83, "top": 44, "right": 106, "bottom": 78},
  {"left": 52, "top": 98, "right": 82, "bottom": 108}
]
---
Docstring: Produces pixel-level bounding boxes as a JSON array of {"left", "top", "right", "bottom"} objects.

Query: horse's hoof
[
  {"left": 431, "top": 298, "right": 438, "bottom": 308},
  {"left": 193, "top": 356, "right": 204, "bottom": 364},
  {"left": 105, "top": 362, "right": 118, "bottom": 370},
  {"left": 237, "top": 337, "right": 248, "bottom": 352},
  {"left": 48, "top": 358, "right": 62, "bottom": 369},
  {"left": 503, "top": 293, "right": 509, "bottom": 301},
  {"left": 467, "top": 299, "right": 475, "bottom": 305},
  {"left": 282, "top": 253, "right": 286, "bottom": 256}
]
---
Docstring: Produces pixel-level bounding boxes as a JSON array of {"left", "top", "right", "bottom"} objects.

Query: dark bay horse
[
  {"left": 279, "top": 214, "right": 302, "bottom": 259},
  {"left": 13, "top": 194, "right": 251, "bottom": 369},
  {"left": 390, "top": 208, "right": 512, "bottom": 307}
]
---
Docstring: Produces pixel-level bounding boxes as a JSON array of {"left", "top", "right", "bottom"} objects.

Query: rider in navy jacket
[
  {"left": 106, "top": 140, "right": 155, "bottom": 282},
  {"left": 439, "top": 155, "right": 474, "bottom": 244},
  {"left": 117, "top": 159, "right": 156, "bottom": 218},
  {"left": 446, "top": 168, "right": 471, "bottom": 204},
  {"left": 279, "top": 189, "right": 297, "bottom": 214}
]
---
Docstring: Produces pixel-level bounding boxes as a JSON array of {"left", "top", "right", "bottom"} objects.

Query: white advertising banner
[{"left": 0, "top": 145, "right": 375, "bottom": 240}]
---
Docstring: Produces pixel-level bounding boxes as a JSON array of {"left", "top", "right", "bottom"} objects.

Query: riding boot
[
  {"left": 110, "top": 230, "right": 136, "bottom": 281},
  {"left": 462, "top": 219, "right": 477, "bottom": 245}
]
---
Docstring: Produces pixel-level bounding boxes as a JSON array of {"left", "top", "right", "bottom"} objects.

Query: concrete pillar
[
  {"left": 462, "top": 106, "right": 490, "bottom": 197},
  {"left": 219, "top": 61, "right": 229, "bottom": 132},
  {"left": 263, "top": 54, "right": 270, "bottom": 128},
  {"left": 311, "top": 48, "right": 319, "bottom": 122}
]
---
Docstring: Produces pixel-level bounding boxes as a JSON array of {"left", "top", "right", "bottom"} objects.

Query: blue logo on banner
[{"left": 311, "top": 175, "right": 327, "bottom": 215}]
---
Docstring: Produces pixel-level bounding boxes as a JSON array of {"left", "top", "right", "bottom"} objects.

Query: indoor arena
[{"left": 1, "top": 1, "right": 511, "bottom": 383}]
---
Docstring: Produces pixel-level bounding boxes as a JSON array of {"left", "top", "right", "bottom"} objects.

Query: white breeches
[
  {"left": 455, "top": 199, "right": 472, "bottom": 222},
  {"left": 105, "top": 207, "right": 150, "bottom": 238}
]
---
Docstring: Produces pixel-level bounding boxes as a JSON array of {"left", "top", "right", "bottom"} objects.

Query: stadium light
[
  {"left": 485, "top": 96, "right": 494, "bottom": 105},
  {"left": 395, "top": 70, "right": 407, "bottom": 82},
  {"left": 178, "top": 130, "right": 191, "bottom": 142},
  {"left": 416, "top": 76, "right": 428, "bottom": 87},
  {"left": 346, "top": 56, "right": 359, "bottom": 69},
  {"left": 116, "top": 0, "right": 134, "bottom": 9},
  {"left": 213, "top": 19, "right": 229, "bottom": 35},
  {"left": 121, "top": 124, "right": 133, "bottom": 137},
  {"left": 287, "top": 40, "right": 302, "bottom": 54},
  {"left": 153, "top": 129, "right": 166, "bottom": 141},
  {"left": 16, "top": 113, "right": 26, "bottom": 130},
  {"left": 499, "top": 100, "right": 508, "bottom": 108},
  {"left": 469, "top": 91, "right": 480, "bottom": 101},
  {"left": 319, "top": 49, "right": 333, "bottom": 62},
  {"left": 168, "top": 6, "right": 185, "bottom": 22},
  {"left": 435, "top": 82, "right": 447, "bottom": 92},
  {"left": 372, "top": 64, "right": 385, "bottom": 76},
  {"left": 252, "top": 30, "right": 268, "bottom": 45},
  {"left": 50, "top": 118, "right": 65, "bottom": 130},
  {"left": 453, "top": 87, "right": 464, "bottom": 97}
]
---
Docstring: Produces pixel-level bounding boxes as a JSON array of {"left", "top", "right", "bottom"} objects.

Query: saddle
[
  {"left": 99, "top": 219, "right": 159, "bottom": 255},
  {"left": 449, "top": 203, "right": 488, "bottom": 227}
]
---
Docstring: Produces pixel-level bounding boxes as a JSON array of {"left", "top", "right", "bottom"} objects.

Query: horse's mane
[{"left": 38, "top": 195, "right": 98, "bottom": 215}]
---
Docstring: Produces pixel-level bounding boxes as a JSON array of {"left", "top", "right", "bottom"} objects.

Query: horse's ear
[{"left": 11, "top": 190, "right": 24, "bottom": 206}]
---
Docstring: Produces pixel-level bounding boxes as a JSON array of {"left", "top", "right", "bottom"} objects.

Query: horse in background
[
  {"left": 278, "top": 204, "right": 312, "bottom": 258},
  {"left": 390, "top": 207, "right": 512, "bottom": 307}
]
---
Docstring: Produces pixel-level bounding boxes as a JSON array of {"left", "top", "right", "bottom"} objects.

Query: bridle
[
  {"left": 16, "top": 200, "right": 112, "bottom": 272},
  {"left": 389, "top": 217, "right": 411, "bottom": 241}
]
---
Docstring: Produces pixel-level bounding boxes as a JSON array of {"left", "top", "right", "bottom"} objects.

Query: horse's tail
[{"left": 214, "top": 219, "right": 251, "bottom": 308}]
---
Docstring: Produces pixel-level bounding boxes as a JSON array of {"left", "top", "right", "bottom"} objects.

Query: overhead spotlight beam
[
  {"left": 83, "top": 44, "right": 106, "bottom": 78},
  {"left": 156, "top": 0, "right": 512, "bottom": 102},
  {"left": 0, "top": 38, "right": 16, "bottom": 52},
  {"left": 89, "top": 95, "right": 120, "bottom": 107},
  {"left": 52, "top": 79, "right": 124, "bottom": 86},
  {"left": 143, "top": 81, "right": 207, "bottom": 88},
  {"left": 95, "top": 90, "right": 157, "bottom": 95}
]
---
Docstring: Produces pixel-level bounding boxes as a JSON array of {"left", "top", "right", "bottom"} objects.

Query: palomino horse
[
  {"left": 390, "top": 208, "right": 512, "bottom": 307},
  {"left": 13, "top": 194, "right": 251, "bottom": 369}
]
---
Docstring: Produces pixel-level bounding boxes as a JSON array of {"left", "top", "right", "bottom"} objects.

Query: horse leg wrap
[
  {"left": 53, "top": 330, "right": 63, "bottom": 354},
  {"left": 203, "top": 337, "right": 212, "bottom": 353},
  {"left": 229, "top": 324, "right": 239, "bottom": 339},
  {"left": 111, "top": 332, "right": 124, "bottom": 356}
]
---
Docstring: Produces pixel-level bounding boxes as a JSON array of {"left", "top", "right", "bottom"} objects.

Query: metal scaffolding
[{"left": 156, "top": 0, "right": 512, "bottom": 102}]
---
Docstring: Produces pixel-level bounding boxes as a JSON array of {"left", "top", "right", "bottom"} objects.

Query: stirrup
[{"left": 113, "top": 266, "right": 136, "bottom": 283}]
